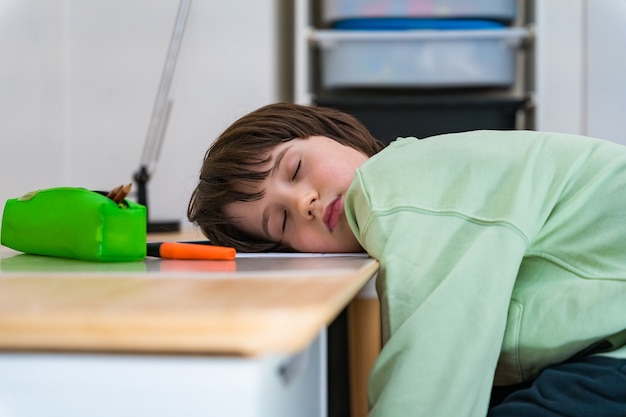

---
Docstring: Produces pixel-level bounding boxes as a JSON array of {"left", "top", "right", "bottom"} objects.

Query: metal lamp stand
[{"left": 134, "top": 0, "right": 192, "bottom": 233}]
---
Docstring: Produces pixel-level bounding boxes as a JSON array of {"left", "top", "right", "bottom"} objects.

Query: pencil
[
  {"left": 106, "top": 185, "right": 122, "bottom": 199},
  {"left": 112, "top": 183, "right": 132, "bottom": 203},
  {"left": 147, "top": 242, "right": 236, "bottom": 260}
]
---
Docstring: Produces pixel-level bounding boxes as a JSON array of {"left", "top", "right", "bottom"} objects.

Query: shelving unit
[
  {"left": 294, "top": 0, "right": 535, "bottom": 144},
  {"left": 294, "top": 3, "right": 535, "bottom": 417}
]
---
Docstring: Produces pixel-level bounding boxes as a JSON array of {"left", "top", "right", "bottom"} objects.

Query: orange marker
[{"left": 147, "top": 242, "right": 236, "bottom": 260}]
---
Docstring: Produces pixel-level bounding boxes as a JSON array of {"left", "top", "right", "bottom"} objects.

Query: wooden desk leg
[{"left": 348, "top": 297, "right": 381, "bottom": 417}]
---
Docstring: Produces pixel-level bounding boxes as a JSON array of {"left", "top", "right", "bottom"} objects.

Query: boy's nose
[{"left": 296, "top": 192, "right": 317, "bottom": 220}]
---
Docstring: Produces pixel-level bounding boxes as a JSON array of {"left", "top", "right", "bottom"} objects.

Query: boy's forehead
[
  {"left": 228, "top": 140, "right": 289, "bottom": 193},
  {"left": 223, "top": 193, "right": 267, "bottom": 241}
]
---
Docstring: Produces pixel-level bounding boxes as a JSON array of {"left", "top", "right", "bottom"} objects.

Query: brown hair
[{"left": 187, "top": 102, "right": 384, "bottom": 252}]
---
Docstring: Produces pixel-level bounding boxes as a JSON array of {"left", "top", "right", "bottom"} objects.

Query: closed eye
[
  {"left": 291, "top": 160, "right": 301, "bottom": 182},
  {"left": 281, "top": 209, "right": 287, "bottom": 232}
]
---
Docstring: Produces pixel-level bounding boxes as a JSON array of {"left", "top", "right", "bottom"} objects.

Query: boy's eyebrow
[
  {"left": 270, "top": 146, "right": 289, "bottom": 177},
  {"left": 261, "top": 145, "right": 290, "bottom": 240}
]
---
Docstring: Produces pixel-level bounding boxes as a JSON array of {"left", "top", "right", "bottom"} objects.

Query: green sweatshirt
[{"left": 344, "top": 130, "right": 626, "bottom": 416}]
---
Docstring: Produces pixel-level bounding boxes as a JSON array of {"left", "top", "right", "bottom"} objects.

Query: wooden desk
[{"left": 0, "top": 231, "right": 379, "bottom": 417}]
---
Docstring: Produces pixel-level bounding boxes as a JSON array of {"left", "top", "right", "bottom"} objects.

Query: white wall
[
  {"left": 535, "top": 0, "right": 586, "bottom": 134},
  {"left": 0, "top": 0, "right": 283, "bottom": 228},
  {"left": 535, "top": 0, "right": 626, "bottom": 145},
  {"left": 586, "top": 0, "right": 626, "bottom": 144},
  {"left": 0, "top": 1, "right": 68, "bottom": 205}
]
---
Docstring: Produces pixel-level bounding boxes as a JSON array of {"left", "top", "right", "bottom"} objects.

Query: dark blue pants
[{"left": 489, "top": 356, "right": 626, "bottom": 417}]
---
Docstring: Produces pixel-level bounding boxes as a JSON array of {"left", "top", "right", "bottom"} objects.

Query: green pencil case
[{"left": 1, "top": 187, "right": 147, "bottom": 262}]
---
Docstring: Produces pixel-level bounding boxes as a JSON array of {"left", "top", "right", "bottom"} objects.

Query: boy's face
[{"left": 224, "top": 135, "right": 368, "bottom": 252}]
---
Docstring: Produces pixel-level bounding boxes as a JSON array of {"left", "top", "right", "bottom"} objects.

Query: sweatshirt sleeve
[
  {"left": 345, "top": 159, "right": 531, "bottom": 416},
  {"left": 365, "top": 208, "right": 528, "bottom": 417}
]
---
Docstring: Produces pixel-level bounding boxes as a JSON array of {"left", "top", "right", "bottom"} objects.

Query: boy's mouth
[{"left": 323, "top": 197, "right": 342, "bottom": 232}]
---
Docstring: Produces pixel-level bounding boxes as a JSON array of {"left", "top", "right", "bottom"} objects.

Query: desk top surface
[{"left": 0, "top": 230, "right": 378, "bottom": 356}]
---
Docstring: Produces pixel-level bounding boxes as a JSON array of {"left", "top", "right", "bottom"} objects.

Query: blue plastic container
[
  {"left": 322, "top": 0, "right": 518, "bottom": 25},
  {"left": 333, "top": 18, "right": 506, "bottom": 31}
]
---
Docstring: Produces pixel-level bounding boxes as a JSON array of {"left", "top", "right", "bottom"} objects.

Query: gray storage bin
[{"left": 313, "top": 28, "right": 527, "bottom": 88}]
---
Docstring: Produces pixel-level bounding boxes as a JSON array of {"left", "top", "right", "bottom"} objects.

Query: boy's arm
[{"left": 365, "top": 210, "right": 527, "bottom": 417}]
